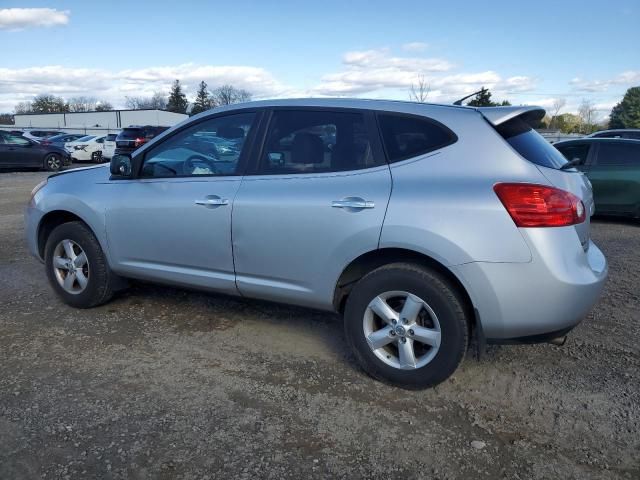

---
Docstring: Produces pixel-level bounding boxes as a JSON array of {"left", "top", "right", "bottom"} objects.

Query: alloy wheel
[
  {"left": 52, "top": 239, "right": 89, "bottom": 294},
  {"left": 363, "top": 291, "right": 441, "bottom": 370}
]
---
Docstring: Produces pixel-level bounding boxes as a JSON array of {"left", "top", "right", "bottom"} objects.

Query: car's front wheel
[
  {"left": 344, "top": 263, "right": 469, "bottom": 389},
  {"left": 44, "top": 153, "right": 63, "bottom": 172},
  {"left": 44, "top": 221, "right": 117, "bottom": 308}
]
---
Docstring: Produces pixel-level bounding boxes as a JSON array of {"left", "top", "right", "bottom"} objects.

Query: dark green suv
[{"left": 555, "top": 138, "right": 640, "bottom": 218}]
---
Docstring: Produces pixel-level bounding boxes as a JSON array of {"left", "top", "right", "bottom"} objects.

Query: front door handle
[
  {"left": 332, "top": 197, "right": 375, "bottom": 210},
  {"left": 195, "top": 196, "right": 229, "bottom": 207}
]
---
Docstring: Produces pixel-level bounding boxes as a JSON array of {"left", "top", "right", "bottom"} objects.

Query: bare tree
[
  {"left": 549, "top": 98, "right": 566, "bottom": 129},
  {"left": 409, "top": 75, "right": 430, "bottom": 102},
  {"left": 125, "top": 92, "right": 167, "bottom": 110},
  {"left": 578, "top": 99, "right": 597, "bottom": 132},
  {"left": 14, "top": 101, "right": 32, "bottom": 114},
  {"left": 67, "top": 96, "right": 98, "bottom": 112},
  {"left": 95, "top": 101, "right": 113, "bottom": 111},
  {"left": 211, "top": 85, "right": 252, "bottom": 106}
]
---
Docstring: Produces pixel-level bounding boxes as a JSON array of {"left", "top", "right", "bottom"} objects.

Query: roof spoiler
[{"left": 476, "top": 106, "right": 546, "bottom": 127}]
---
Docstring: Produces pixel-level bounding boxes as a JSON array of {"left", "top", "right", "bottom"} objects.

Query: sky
[{"left": 1, "top": 0, "right": 639, "bottom": 119}]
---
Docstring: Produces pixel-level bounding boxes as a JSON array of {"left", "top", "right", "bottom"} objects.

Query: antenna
[{"left": 453, "top": 90, "right": 484, "bottom": 106}]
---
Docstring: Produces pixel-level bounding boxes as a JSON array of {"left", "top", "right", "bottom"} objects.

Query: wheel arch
[
  {"left": 37, "top": 210, "right": 94, "bottom": 259},
  {"left": 333, "top": 248, "right": 476, "bottom": 327}
]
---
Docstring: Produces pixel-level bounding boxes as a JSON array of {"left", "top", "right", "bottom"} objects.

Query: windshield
[{"left": 496, "top": 117, "right": 569, "bottom": 169}]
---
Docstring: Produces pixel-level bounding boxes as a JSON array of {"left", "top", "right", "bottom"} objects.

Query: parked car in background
[
  {"left": 115, "top": 126, "right": 169, "bottom": 155},
  {"left": 23, "top": 130, "right": 64, "bottom": 142},
  {"left": 588, "top": 129, "right": 640, "bottom": 140},
  {"left": 25, "top": 99, "right": 607, "bottom": 389},
  {"left": 40, "top": 133, "right": 86, "bottom": 148},
  {"left": 0, "top": 131, "right": 70, "bottom": 171},
  {"left": 65, "top": 135, "right": 106, "bottom": 163},
  {"left": 555, "top": 138, "right": 640, "bottom": 218},
  {"left": 102, "top": 133, "right": 119, "bottom": 160}
]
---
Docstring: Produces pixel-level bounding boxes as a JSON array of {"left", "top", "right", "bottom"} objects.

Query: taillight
[
  {"left": 134, "top": 137, "right": 146, "bottom": 147},
  {"left": 494, "top": 183, "right": 586, "bottom": 228}
]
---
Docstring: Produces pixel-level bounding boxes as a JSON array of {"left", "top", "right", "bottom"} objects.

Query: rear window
[
  {"left": 378, "top": 114, "right": 456, "bottom": 162},
  {"left": 118, "top": 128, "right": 143, "bottom": 140},
  {"left": 105, "top": 134, "right": 117, "bottom": 141},
  {"left": 496, "top": 117, "right": 568, "bottom": 169}
]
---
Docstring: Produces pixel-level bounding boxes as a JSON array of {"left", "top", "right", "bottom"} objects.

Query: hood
[{"left": 49, "top": 164, "right": 110, "bottom": 181}]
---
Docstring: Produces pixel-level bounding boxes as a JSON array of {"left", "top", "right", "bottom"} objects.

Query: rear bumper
[{"left": 452, "top": 227, "right": 607, "bottom": 340}]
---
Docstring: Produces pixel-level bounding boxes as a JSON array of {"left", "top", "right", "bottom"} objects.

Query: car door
[
  {"left": 105, "top": 111, "right": 260, "bottom": 293},
  {"left": 0, "top": 133, "right": 41, "bottom": 167},
  {"left": 232, "top": 108, "right": 392, "bottom": 310},
  {"left": 586, "top": 141, "right": 640, "bottom": 215}
]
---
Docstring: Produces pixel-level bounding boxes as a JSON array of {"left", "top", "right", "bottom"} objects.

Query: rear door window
[
  {"left": 594, "top": 142, "right": 640, "bottom": 166},
  {"left": 377, "top": 113, "right": 456, "bottom": 162},
  {"left": 496, "top": 117, "right": 569, "bottom": 169}
]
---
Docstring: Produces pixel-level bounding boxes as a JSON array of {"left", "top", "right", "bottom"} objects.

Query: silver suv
[{"left": 25, "top": 99, "right": 607, "bottom": 388}]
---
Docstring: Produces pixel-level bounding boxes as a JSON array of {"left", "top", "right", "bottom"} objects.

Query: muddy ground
[{"left": 0, "top": 169, "right": 638, "bottom": 479}]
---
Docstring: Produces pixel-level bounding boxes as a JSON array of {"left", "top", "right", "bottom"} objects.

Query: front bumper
[
  {"left": 24, "top": 205, "right": 45, "bottom": 262},
  {"left": 452, "top": 227, "right": 608, "bottom": 341}
]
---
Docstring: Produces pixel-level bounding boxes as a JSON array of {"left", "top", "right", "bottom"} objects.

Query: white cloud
[
  {"left": 402, "top": 42, "right": 428, "bottom": 52},
  {"left": 0, "top": 8, "right": 69, "bottom": 30},
  {"left": 0, "top": 63, "right": 291, "bottom": 111},
  {"left": 311, "top": 47, "right": 535, "bottom": 99},
  {"left": 570, "top": 71, "right": 640, "bottom": 92}
]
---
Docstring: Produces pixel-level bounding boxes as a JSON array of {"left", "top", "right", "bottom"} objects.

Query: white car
[
  {"left": 102, "top": 133, "right": 119, "bottom": 160},
  {"left": 64, "top": 135, "right": 106, "bottom": 163}
]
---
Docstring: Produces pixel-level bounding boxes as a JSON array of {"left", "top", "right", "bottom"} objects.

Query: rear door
[
  {"left": 232, "top": 108, "right": 391, "bottom": 310},
  {"left": 587, "top": 141, "right": 640, "bottom": 215}
]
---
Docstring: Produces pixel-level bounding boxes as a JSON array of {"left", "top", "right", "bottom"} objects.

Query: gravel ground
[{"left": 0, "top": 169, "right": 638, "bottom": 479}]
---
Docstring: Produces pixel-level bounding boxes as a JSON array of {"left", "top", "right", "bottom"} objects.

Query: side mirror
[{"left": 110, "top": 154, "right": 133, "bottom": 177}]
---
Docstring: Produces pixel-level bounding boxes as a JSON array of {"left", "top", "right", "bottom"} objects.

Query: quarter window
[
  {"left": 258, "top": 110, "right": 382, "bottom": 175},
  {"left": 595, "top": 143, "right": 639, "bottom": 166},
  {"left": 378, "top": 114, "right": 456, "bottom": 162},
  {"left": 141, "top": 112, "right": 256, "bottom": 178}
]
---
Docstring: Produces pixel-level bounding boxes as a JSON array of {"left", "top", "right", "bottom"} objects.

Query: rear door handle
[
  {"left": 195, "top": 196, "right": 229, "bottom": 207},
  {"left": 332, "top": 197, "right": 375, "bottom": 210}
]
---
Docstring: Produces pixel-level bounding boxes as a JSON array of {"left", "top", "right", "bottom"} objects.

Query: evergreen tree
[
  {"left": 609, "top": 87, "right": 640, "bottom": 129},
  {"left": 166, "top": 79, "right": 188, "bottom": 114},
  {"left": 191, "top": 81, "right": 213, "bottom": 115},
  {"left": 466, "top": 87, "right": 510, "bottom": 107}
]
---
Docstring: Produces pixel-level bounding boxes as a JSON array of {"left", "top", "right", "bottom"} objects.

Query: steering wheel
[{"left": 184, "top": 154, "right": 219, "bottom": 175}]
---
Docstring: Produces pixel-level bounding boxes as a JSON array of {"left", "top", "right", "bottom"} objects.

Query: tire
[
  {"left": 44, "top": 153, "right": 63, "bottom": 172},
  {"left": 91, "top": 151, "right": 102, "bottom": 163},
  {"left": 344, "top": 263, "right": 469, "bottom": 389},
  {"left": 44, "top": 221, "right": 117, "bottom": 308}
]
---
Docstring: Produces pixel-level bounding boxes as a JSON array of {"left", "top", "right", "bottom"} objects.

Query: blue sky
[{"left": 1, "top": 1, "right": 639, "bottom": 118}]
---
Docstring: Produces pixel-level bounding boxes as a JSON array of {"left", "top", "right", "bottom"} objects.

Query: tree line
[{"left": 8, "top": 79, "right": 252, "bottom": 118}]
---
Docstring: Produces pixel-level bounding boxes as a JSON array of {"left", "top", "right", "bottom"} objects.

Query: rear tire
[
  {"left": 91, "top": 151, "right": 102, "bottom": 163},
  {"left": 44, "top": 153, "right": 62, "bottom": 172},
  {"left": 344, "top": 263, "right": 469, "bottom": 389},
  {"left": 44, "top": 221, "right": 117, "bottom": 308}
]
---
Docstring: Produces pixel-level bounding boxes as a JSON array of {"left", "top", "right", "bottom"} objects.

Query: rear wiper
[{"left": 560, "top": 158, "right": 582, "bottom": 170}]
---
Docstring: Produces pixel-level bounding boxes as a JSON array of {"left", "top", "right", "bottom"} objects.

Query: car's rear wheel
[
  {"left": 44, "top": 153, "right": 62, "bottom": 172},
  {"left": 344, "top": 263, "right": 469, "bottom": 389},
  {"left": 44, "top": 221, "right": 116, "bottom": 308},
  {"left": 91, "top": 151, "right": 103, "bottom": 163}
]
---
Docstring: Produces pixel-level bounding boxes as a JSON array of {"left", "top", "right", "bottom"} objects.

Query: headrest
[
  {"left": 291, "top": 132, "right": 324, "bottom": 164},
  {"left": 217, "top": 126, "right": 244, "bottom": 139}
]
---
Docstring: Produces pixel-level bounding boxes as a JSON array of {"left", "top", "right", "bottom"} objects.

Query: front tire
[
  {"left": 44, "top": 153, "right": 63, "bottom": 172},
  {"left": 344, "top": 263, "right": 469, "bottom": 389},
  {"left": 44, "top": 221, "right": 116, "bottom": 308}
]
